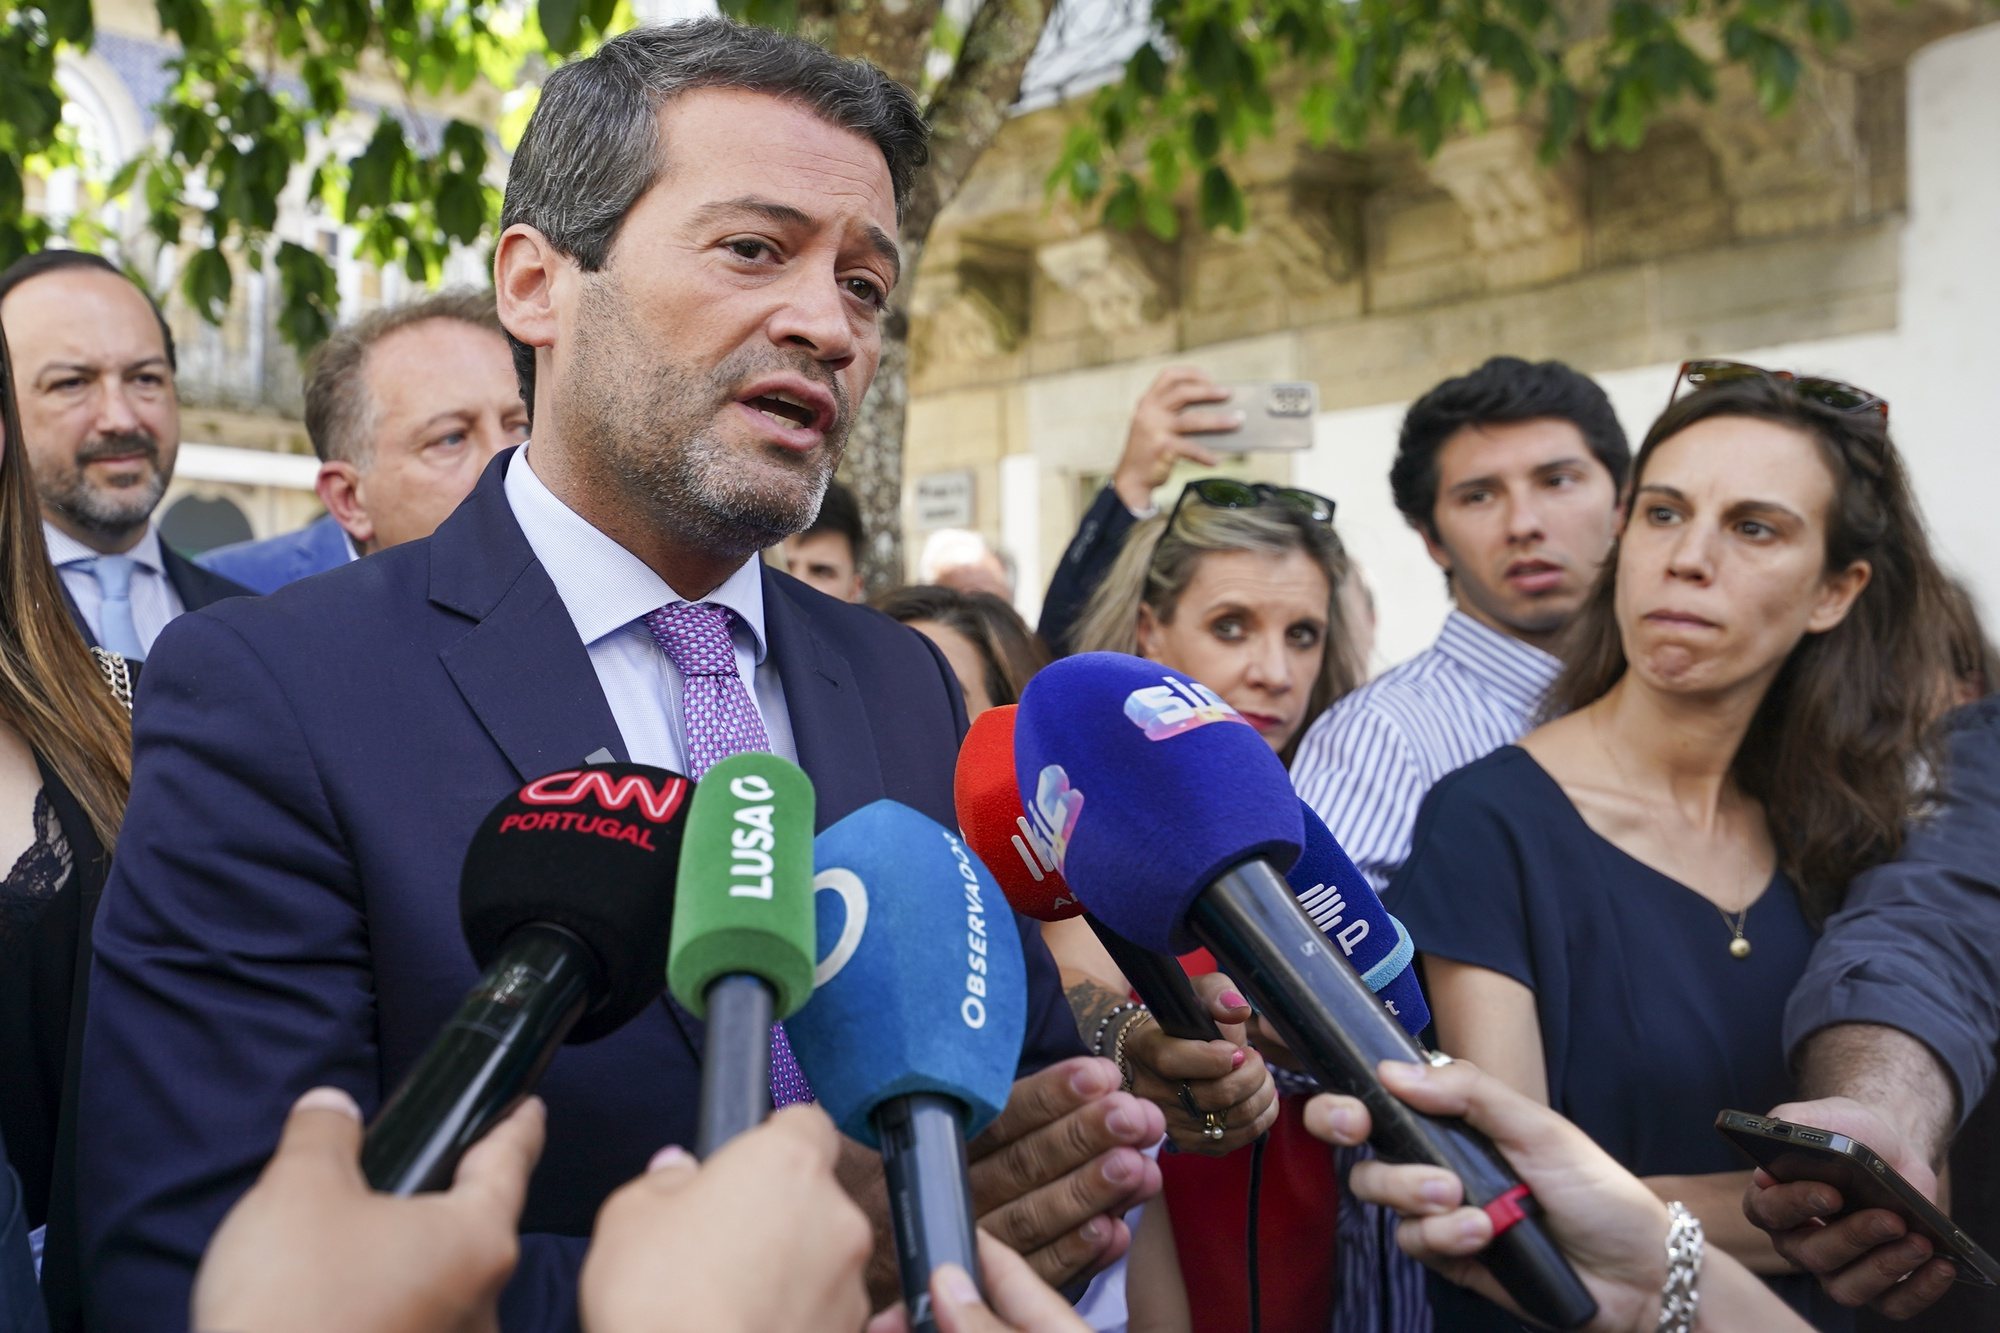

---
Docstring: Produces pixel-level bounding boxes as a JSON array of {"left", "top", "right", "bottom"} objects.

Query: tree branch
[
  {"left": 901, "top": 0, "right": 1057, "bottom": 242},
  {"left": 832, "top": 0, "right": 939, "bottom": 94}
]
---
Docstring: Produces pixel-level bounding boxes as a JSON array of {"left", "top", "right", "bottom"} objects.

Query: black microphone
[
  {"left": 1016, "top": 655, "right": 1599, "bottom": 1331},
  {"left": 361, "top": 763, "right": 693, "bottom": 1195}
]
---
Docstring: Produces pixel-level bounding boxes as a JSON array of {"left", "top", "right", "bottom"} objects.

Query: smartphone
[
  {"left": 1716, "top": 1110, "right": 2000, "bottom": 1287},
  {"left": 1180, "top": 381, "right": 1319, "bottom": 452}
]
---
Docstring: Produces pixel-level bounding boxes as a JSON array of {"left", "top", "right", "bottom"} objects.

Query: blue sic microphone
[
  {"left": 1015, "top": 653, "right": 1597, "bottom": 1332},
  {"left": 1291, "top": 800, "right": 1431, "bottom": 1037},
  {"left": 785, "top": 800, "right": 1028, "bottom": 1333}
]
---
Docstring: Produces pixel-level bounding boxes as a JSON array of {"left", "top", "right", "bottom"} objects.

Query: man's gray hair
[
  {"left": 498, "top": 17, "right": 930, "bottom": 416},
  {"left": 303, "top": 289, "right": 506, "bottom": 466}
]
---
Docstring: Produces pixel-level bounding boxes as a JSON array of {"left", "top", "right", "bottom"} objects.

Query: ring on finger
[{"left": 1177, "top": 1081, "right": 1227, "bottom": 1141}]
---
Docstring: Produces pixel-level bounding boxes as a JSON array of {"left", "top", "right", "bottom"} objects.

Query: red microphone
[{"left": 954, "top": 707, "right": 1220, "bottom": 1042}]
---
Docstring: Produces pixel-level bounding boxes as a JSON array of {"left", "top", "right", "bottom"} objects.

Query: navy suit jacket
[
  {"left": 79, "top": 453, "right": 1084, "bottom": 1332},
  {"left": 195, "top": 513, "right": 353, "bottom": 594}
]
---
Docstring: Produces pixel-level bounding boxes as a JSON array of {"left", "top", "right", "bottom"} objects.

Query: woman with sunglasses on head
[
  {"left": 0, "top": 315, "right": 137, "bottom": 1332},
  {"left": 1047, "top": 479, "right": 1359, "bottom": 1332},
  {"left": 1390, "top": 363, "right": 1954, "bottom": 1331}
]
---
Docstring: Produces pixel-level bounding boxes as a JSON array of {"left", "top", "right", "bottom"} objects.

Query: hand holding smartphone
[{"left": 1717, "top": 1109, "right": 2000, "bottom": 1287}]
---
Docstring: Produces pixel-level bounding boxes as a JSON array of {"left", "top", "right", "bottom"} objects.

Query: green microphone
[{"left": 669, "top": 752, "right": 817, "bottom": 1156}]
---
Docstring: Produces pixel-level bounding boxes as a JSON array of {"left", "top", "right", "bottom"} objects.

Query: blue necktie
[{"left": 89, "top": 555, "right": 146, "bottom": 661}]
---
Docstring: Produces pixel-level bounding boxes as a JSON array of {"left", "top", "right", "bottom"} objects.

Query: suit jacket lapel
[
  {"left": 161, "top": 543, "right": 251, "bottom": 608},
  {"left": 761, "top": 570, "right": 885, "bottom": 829},
  {"left": 433, "top": 452, "right": 631, "bottom": 783}
]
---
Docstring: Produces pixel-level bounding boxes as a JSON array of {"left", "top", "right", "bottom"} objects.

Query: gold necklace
[{"left": 1589, "top": 709, "right": 1753, "bottom": 960}]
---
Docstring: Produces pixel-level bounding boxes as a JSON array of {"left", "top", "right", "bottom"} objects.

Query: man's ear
[
  {"left": 1413, "top": 515, "right": 1453, "bottom": 577},
  {"left": 316, "top": 461, "right": 373, "bottom": 553},
  {"left": 494, "top": 224, "right": 563, "bottom": 370}
]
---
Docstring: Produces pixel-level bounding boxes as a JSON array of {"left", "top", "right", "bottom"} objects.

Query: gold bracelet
[{"left": 1110, "top": 1008, "right": 1153, "bottom": 1093}]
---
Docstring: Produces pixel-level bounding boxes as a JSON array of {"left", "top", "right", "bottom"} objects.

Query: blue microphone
[
  {"left": 1015, "top": 653, "right": 1597, "bottom": 1332},
  {"left": 1291, "top": 800, "right": 1430, "bottom": 1036},
  {"left": 786, "top": 800, "right": 1027, "bottom": 1333}
]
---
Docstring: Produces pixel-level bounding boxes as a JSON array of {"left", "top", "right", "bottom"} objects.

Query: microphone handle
[
  {"left": 1086, "top": 915, "right": 1222, "bottom": 1041},
  {"left": 362, "top": 923, "right": 598, "bottom": 1195},
  {"left": 874, "top": 1093, "right": 981, "bottom": 1333},
  {"left": 1188, "top": 860, "right": 1599, "bottom": 1332},
  {"left": 696, "top": 974, "right": 775, "bottom": 1158}
]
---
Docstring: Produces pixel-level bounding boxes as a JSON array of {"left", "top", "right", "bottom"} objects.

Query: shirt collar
[
  {"left": 1433, "top": 609, "right": 1562, "bottom": 714},
  {"left": 43, "top": 520, "right": 166, "bottom": 575},
  {"left": 503, "top": 446, "right": 769, "bottom": 661}
]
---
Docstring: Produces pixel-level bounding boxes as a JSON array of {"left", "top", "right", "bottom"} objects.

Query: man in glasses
[{"left": 1291, "top": 356, "right": 1630, "bottom": 892}]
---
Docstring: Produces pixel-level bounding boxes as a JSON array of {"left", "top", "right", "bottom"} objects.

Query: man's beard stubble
[
  {"left": 562, "top": 284, "right": 849, "bottom": 563},
  {"left": 44, "top": 431, "right": 168, "bottom": 542}
]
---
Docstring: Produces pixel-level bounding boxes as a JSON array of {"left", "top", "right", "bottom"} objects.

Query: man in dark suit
[
  {"left": 79, "top": 19, "right": 1163, "bottom": 1333},
  {"left": 0, "top": 251, "right": 251, "bottom": 655}
]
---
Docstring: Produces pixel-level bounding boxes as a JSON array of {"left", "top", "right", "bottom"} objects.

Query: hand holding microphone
[
  {"left": 1306, "top": 1060, "right": 1810, "bottom": 1333},
  {"left": 193, "top": 1087, "right": 544, "bottom": 1333},
  {"left": 1014, "top": 655, "right": 1598, "bottom": 1330}
]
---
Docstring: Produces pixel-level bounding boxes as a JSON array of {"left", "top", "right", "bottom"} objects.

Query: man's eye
[
  {"left": 433, "top": 433, "right": 467, "bottom": 450},
  {"left": 844, "top": 276, "right": 886, "bottom": 309},
  {"left": 1211, "top": 616, "right": 1244, "bottom": 640},
  {"left": 1646, "top": 505, "right": 1678, "bottom": 525},
  {"left": 726, "top": 239, "right": 773, "bottom": 261},
  {"left": 1460, "top": 489, "right": 1492, "bottom": 505}
]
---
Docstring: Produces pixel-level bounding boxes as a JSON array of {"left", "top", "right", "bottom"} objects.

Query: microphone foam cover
[
  {"left": 461, "top": 763, "right": 691, "bottom": 1043},
  {"left": 954, "top": 706, "right": 1085, "bottom": 923},
  {"left": 1291, "top": 801, "right": 1431, "bottom": 1036},
  {"left": 1012, "top": 653, "right": 1303, "bottom": 954},
  {"left": 787, "top": 800, "right": 1027, "bottom": 1149},
  {"left": 669, "top": 753, "right": 818, "bottom": 1021}
]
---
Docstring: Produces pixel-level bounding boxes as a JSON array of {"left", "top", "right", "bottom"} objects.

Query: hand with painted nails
[
  {"left": 579, "top": 1106, "right": 872, "bottom": 1333},
  {"left": 191, "top": 1087, "right": 543, "bottom": 1333},
  {"left": 1111, "top": 367, "right": 1235, "bottom": 514},
  {"left": 1120, "top": 972, "right": 1279, "bottom": 1155},
  {"left": 863, "top": 1230, "right": 1091, "bottom": 1333},
  {"left": 1305, "top": 1059, "right": 1810, "bottom": 1333},
  {"left": 1742, "top": 1096, "right": 1957, "bottom": 1320},
  {"left": 960, "top": 1057, "right": 1165, "bottom": 1291}
]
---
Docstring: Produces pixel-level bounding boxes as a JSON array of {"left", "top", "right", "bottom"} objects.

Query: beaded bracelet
[
  {"left": 1090, "top": 1001, "right": 1145, "bottom": 1059},
  {"left": 1656, "top": 1201, "right": 1704, "bottom": 1333}
]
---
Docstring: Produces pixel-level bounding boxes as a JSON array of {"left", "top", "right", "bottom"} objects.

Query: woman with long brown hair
[
  {"left": 0, "top": 309, "right": 138, "bottom": 1329},
  {"left": 1390, "top": 363, "right": 1954, "bottom": 1330}
]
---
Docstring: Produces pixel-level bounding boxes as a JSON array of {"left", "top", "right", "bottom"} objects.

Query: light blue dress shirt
[
  {"left": 503, "top": 447, "right": 797, "bottom": 774},
  {"left": 44, "top": 522, "right": 185, "bottom": 656}
]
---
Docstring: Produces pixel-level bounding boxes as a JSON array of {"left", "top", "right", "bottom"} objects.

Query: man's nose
[
  {"left": 93, "top": 379, "right": 145, "bottom": 436},
  {"left": 767, "top": 273, "right": 859, "bottom": 371}
]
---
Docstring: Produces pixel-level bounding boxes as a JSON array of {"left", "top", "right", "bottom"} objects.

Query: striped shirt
[{"left": 1291, "top": 610, "right": 1561, "bottom": 894}]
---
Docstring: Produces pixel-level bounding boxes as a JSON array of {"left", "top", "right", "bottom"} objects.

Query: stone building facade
[{"left": 902, "top": 2, "right": 2000, "bottom": 667}]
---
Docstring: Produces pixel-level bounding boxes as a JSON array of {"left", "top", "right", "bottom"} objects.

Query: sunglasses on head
[
  {"left": 1164, "top": 478, "right": 1337, "bottom": 533},
  {"left": 1671, "top": 359, "right": 1888, "bottom": 422}
]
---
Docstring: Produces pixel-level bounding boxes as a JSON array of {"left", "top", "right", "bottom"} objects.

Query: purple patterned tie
[{"left": 643, "top": 601, "right": 814, "bottom": 1108}]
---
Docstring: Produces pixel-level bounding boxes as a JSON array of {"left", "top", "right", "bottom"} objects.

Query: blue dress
[{"left": 1391, "top": 745, "right": 1848, "bottom": 1329}]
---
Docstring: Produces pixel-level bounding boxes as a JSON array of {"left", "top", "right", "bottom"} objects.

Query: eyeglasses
[
  {"left": 1671, "top": 360, "right": 1888, "bottom": 422},
  {"left": 1164, "top": 479, "right": 1337, "bottom": 534}
]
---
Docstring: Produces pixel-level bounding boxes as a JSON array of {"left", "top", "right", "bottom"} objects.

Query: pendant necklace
[{"left": 1592, "top": 709, "right": 1753, "bottom": 960}]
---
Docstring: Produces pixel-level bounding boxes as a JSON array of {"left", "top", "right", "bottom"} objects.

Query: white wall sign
[{"left": 914, "top": 470, "right": 976, "bottom": 530}]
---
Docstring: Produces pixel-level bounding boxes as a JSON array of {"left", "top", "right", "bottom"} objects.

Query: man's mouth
[
  {"left": 735, "top": 377, "right": 836, "bottom": 439},
  {"left": 1505, "top": 559, "right": 1564, "bottom": 592}
]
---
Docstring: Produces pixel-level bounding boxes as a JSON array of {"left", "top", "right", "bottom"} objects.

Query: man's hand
[
  {"left": 966, "top": 1058, "right": 1165, "bottom": 1288},
  {"left": 581, "top": 1106, "right": 873, "bottom": 1333},
  {"left": 1123, "top": 973, "right": 1279, "bottom": 1154},
  {"left": 1742, "top": 1096, "right": 1958, "bottom": 1318},
  {"left": 863, "top": 1231, "right": 1091, "bottom": 1333},
  {"left": 1111, "top": 368, "right": 1237, "bottom": 514},
  {"left": 191, "top": 1088, "right": 541, "bottom": 1333}
]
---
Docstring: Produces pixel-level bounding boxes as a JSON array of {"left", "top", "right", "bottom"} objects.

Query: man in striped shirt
[{"left": 1292, "top": 356, "right": 1631, "bottom": 893}]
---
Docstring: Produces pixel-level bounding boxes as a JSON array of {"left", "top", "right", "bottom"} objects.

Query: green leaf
[
  {"left": 182, "top": 247, "right": 233, "bottom": 322},
  {"left": 1102, "top": 175, "right": 1140, "bottom": 231},
  {"left": 1197, "top": 163, "right": 1245, "bottom": 232},
  {"left": 1141, "top": 190, "right": 1180, "bottom": 242},
  {"left": 437, "top": 173, "right": 486, "bottom": 242},
  {"left": 1132, "top": 43, "right": 1168, "bottom": 98},
  {"left": 1190, "top": 108, "right": 1222, "bottom": 160},
  {"left": 539, "top": 0, "right": 583, "bottom": 54}
]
